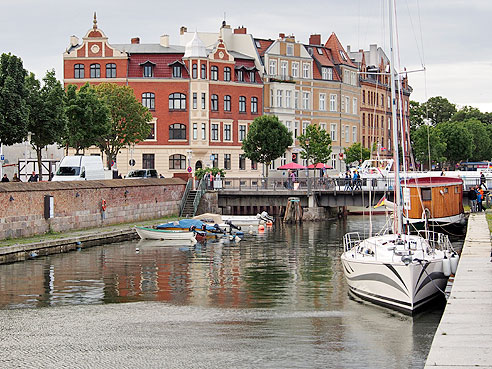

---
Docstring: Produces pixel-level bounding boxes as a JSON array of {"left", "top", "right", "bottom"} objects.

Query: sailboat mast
[{"left": 388, "top": 0, "right": 403, "bottom": 235}]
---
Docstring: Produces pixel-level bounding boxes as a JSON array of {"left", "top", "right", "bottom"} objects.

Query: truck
[{"left": 51, "top": 156, "right": 106, "bottom": 181}]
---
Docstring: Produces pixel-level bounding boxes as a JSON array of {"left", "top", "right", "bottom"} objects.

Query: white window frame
[
  {"left": 352, "top": 126, "right": 357, "bottom": 142},
  {"left": 319, "top": 122, "right": 326, "bottom": 132},
  {"left": 292, "top": 62, "right": 299, "bottom": 78},
  {"left": 302, "top": 63, "right": 310, "bottom": 78},
  {"left": 302, "top": 92, "right": 310, "bottom": 110},
  {"left": 345, "top": 96, "right": 350, "bottom": 113},
  {"left": 330, "top": 123, "right": 337, "bottom": 141},
  {"left": 319, "top": 93, "right": 326, "bottom": 111},
  {"left": 211, "top": 123, "right": 219, "bottom": 141},
  {"left": 276, "top": 90, "right": 283, "bottom": 108},
  {"left": 294, "top": 121, "right": 299, "bottom": 139},
  {"left": 239, "top": 124, "right": 247, "bottom": 142},
  {"left": 330, "top": 94, "right": 337, "bottom": 111},
  {"left": 269, "top": 59, "right": 277, "bottom": 76},
  {"left": 285, "top": 121, "right": 292, "bottom": 133},
  {"left": 193, "top": 123, "right": 198, "bottom": 140},
  {"left": 223, "top": 123, "right": 232, "bottom": 141},
  {"left": 345, "top": 125, "right": 349, "bottom": 143},
  {"left": 302, "top": 121, "right": 309, "bottom": 135},
  {"left": 201, "top": 123, "right": 206, "bottom": 140},
  {"left": 286, "top": 90, "right": 292, "bottom": 108},
  {"left": 352, "top": 97, "right": 358, "bottom": 114},
  {"left": 294, "top": 91, "right": 299, "bottom": 109},
  {"left": 286, "top": 44, "right": 294, "bottom": 56},
  {"left": 280, "top": 60, "right": 288, "bottom": 79}
]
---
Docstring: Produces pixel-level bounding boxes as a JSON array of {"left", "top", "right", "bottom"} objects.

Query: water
[{"left": 0, "top": 216, "right": 452, "bottom": 368}]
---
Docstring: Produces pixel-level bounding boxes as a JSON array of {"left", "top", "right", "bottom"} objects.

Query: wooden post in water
[{"left": 284, "top": 197, "right": 302, "bottom": 223}]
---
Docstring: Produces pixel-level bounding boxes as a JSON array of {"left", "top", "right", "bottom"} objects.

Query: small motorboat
[{"left": 134, "top": 226, "right": 197, "bottom": 244}]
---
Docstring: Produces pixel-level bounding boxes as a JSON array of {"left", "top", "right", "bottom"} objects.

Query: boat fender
[
  {"left": 450, "top": 253, "right": 459, "bottom": 275},
  {"left": 442, "top": 255, "right": 452, "bottom": 277},
  {"left": 101, "top": 199, "right": 107, "bottom": 212}
]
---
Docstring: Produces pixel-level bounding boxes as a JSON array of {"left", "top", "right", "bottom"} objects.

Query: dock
[{"left": 425, "top": 212, "right": 492, "bottom": 368}]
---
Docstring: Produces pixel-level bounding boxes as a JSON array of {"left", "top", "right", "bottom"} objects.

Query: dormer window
[
  {"left": 173, "top": 65, "right": 182, "bottom": 78},
  {"left": 249, "top": 71, "right": 255, "bottom": 83},
  {"left": 140, "top": 60, "right": 156, "bottom": 78},
  {"left": 286, "top": 44, "right": 294, "bottom": 56},
  {"left": 237, "top": 70, "right": 244, "bottom": 82},
  {"left": 322, "top": 67, "right": 333, "bottom": 80},
  {"left": 317, "top": 48, "right": 323, "bottom": 55},
  {"left": 339, "top": 50, "right": 347, "bottom": 61},
  {"left": 255, "top": 40, "right": 261, "bottom": 48}
]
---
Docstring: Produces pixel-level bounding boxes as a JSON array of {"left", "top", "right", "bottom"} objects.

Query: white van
[{"left": 52, "top": 156, "right": 105, "bottom": 181}]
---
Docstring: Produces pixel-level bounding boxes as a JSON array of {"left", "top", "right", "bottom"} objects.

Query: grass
[{"left": 486, "top": 212, "right": 492, "bottom": 233}]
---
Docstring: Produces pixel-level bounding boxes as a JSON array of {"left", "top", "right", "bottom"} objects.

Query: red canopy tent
[
  {"left": 277, "top": 162, "right": 306, "bottom": 170},
  {"left": 307, "top": 163, "right": 333, "bottom": 169}
]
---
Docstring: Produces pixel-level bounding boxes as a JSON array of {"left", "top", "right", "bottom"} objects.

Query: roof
[
  {"left": 254, "top": 38, "right": 274, "bottom": 57},
  {"left": 111, "top": 43, "right": 185, "bottom": 54},
  {"left": 403, "top": 177, "right": 463, "bottom": 187},
  {"left": 325, "top": 33, "right": 357, "bottom": 68}
]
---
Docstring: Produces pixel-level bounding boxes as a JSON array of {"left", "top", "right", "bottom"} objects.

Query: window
[
  {"left": 169, "top": 154, "right": 186, "bottom": 169},
  {"left": 142, "top": 92, "right": 155, "bottom": 110},
  {"left": 193, "top": 123, "right": 198, "bottom": 140},
  {"left": 421, "top": 188, "right": 432, "bottom": 201},
  {"left": 302, "top": 63, "right": 310, "bottom": 78},
  {"left": 237, "top": 69, "right": 244, "bottom": 82},
  {"left": 211, "top": 66, "right": 218, "bottom": 80},
  {"left": 294, "top": 91, "right": 299, "bottom": 109},
  {"left": 286, "top": 90, "right": 291, "bottom": 108},
  {"left": 224, "top": 95, "right": 231, "bottom": 111},
  {"left": 388, "top": 96, "right": 391, "bottom": 109},
  {"left": 224, "top": 67, "right": 231, "bottom": 81},
  {"left": 251, "top": 160, "right": 257, "bottom": 170},
  {"left": 224, "top": 154, "right": 231, "bottom": 170},
  {"left": 286, "top": 44, "right": 294, "bottom": 56},
  {"left": 330, "top": 123, "right": 337, "bottom": 141},
  {"left": 249, "top": 71, "right": 255, "bottom": 82},
  {"left": 74, "top": 64, "right": 84, "bottom": 78},
  {"left": 239, "top": 154, "right": 246, "bottom": 170},
  {"left": 345, "top": 125, "right": 349, "bottom": 143},
  {"left": 211, "top": 94, "right": 218, "bottom": 111},
  {"left": 201, "top": 93, "right": 206, "bottom": 109},
  {"left": 147, "top": 122, "right": 156, "bottom": 140},
  {"left": 285, "top": 121, "right": 291, "bottom": 133},
  {"left": 239, "top": 96, "right": 246, "bottom": 112},
  {"left": 276, "top": 90, "right": 283, "bottom": 108},
  {"left": 341, "top": 95, "right": 345, "bottom": 112},
  {"left": 345, "top": 96, "right": 350, "bottom": 113},
  {"left": 255, "top": 40, "right": 261, "bottom": 48},
  {"left": 302, "top": 92, "right": 310, "bottom": 110},
  {"left": 352, "top": 126, "right": 357, "bottom": 142},
  {"left": 353, "top": 98, "right": 358, "bottom": 114},
  {"left": 212, "top": 154, "right": 219, "bottom": 168},
  {"left": 321, "top": 67, "right": 332, "bottom": 80},
  {"left": 192, "top": 64, "right": 197, "bottom": 79},
  {"left": 294, "top": 121, "right": 299, "bottom": 138},
  {"left": 169, "top": 123, "right": 186, "bottom": 140},
  {"left": 351, "top": 71, "right": 357, "bottom": 86},
  {"left": 90, "top": 63, "right": 100, "bottom": 78},
  {"left": 330, "top": 94, "right": 337, "bottom": 111},
  {"left": 224, "top": 124, "right": 231, "bottom": 141},
  {"left": 302, "top": 121, "right": 308, "bottom": 135},
  {"left": 320, "top": 123, "right": 326, "bottom": 132},
  {"left": 169, "top": 93, "right": 186, "bottom": 110},
  {"left": 201, "top": 123, "right": 206, "bottom": 140},
  {"left": 106, "top": 63, "right": 116, "bottom": 78},
  {"left": 193, "top": 93, "right": 197, "bottom": 109},
  {"left": 331, "top": 153, "right": 337, "bottom": 170},
  {"left": 292, "top": 62, "right": 299, "bottom": 78},
  {"left": 239, "top": 125, "right": 246, "bottom": 141},
  {"left": 340, "top": 50, "right": 347, "bottom": 61},
  {"left": 344, "top": 70, "right": 350, "bottom": 83},
  {"left": 201, "top": 64, "right": 206, "bottom": 79},
  {"left": 143, "top": 154, "right": 155, "bottom": 169},
  {"left": 280, "top": 61, "right": 288, "bottom": 79},
  {"left": 173, "top": 65, "right": 182, "bottom": 78},
  {"left": 211, "top": 123, "right": 219, "bottom": 141},
  {"left": 269, "top": 60, "right": 277, "bottom": 76},
  {"left": 270, "top": 89, "right": 274, "bottom": 107},
  {"left": 251, "top": 97, "right": 258, "bottom": 113},
  {"left": 143, "top": 64, "right": 154, "bottom": 78},
  {"left": 319, "top": 93, "right": 326, "bottom": 111}
]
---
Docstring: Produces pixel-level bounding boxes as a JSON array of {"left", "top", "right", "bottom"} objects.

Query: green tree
[
  {"left": 241, "top": 115, "right": 293, "bottom": 178},
  {"left": 410, "top": 124, "right": 446, "bottom": 169},
  {"left": 297, "top": 124, "right": 332, "bottom": 167},
  {"left": 343, "top": 142, "right": 370, "bottom": 167},
  {"left": 463, "top": 118, "right": 490, "bottom": 162},
  {"left": 451, "top": 106, "right": 485, "bottom": 123},
  {"left": 25, "top": 70, "right": 67, "bottom": 181},
  {"left": 409, "top": 100, "right": 425, "bottom": 130},
  {"left": 94, "top": 83, "right": 152, "bottom": 169},
  {"left": 195, "top": 167, "right": 225, "bottom": 180},
  {"left": 0, "top": 53, "right": 29, "bottom": 145},
  {"left": 437, "top": 121, "right": 473, "bottom": 166},
  {"left": 422, "top": 96, "right": 456, "bottom": 125},
  {"left": 64, "top": 83, "right": 110, "bottom": 155}
]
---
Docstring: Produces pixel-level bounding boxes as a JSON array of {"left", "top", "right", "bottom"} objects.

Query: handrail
[
  {"left": 192, "top": 178, "right": 207, "bottom": 216},
  {"left": 179, "top": 178, "right": 193, "bottom": 217}
]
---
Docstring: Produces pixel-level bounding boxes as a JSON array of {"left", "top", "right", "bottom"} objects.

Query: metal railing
[
  {"left": 179, "top": 178, "right": 193, "bottom": 217},
  {"left": 192, "top": 178, "right": 207, "bottom": 216}
]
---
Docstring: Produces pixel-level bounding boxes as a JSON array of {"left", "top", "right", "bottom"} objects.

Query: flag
[{"left": 374, "top": 195, "right": 386, "bottom": 208}]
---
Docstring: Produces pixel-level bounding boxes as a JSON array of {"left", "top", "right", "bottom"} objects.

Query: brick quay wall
[{"left": 0, "top": 178, "right": 186, "bottom": 240}]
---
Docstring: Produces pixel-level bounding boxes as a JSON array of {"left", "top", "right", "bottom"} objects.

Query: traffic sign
[
  {"left": 210, "top": 155, "right": 215, "bottom": 161},
  {"left": 129, "top": 159, "right": 136, "bottom": 166},
  {"left": 0, "top": 155, "right": 4, "bottom": 161},
  {"left": 187, "top": 166, "right": 192, "bottom": 173}
]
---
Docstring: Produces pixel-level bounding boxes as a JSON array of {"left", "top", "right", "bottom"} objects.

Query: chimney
[
  {"left": 346, "top": 45, "right": 351, "bottom": 53},
  {"left": 160, "top": 34, "right": 169, "bottom": 47},
  {"left": 180, "top": 26, "right": 187, "bottom": 35},
  {"left": 131, "top": 37, "right": 140, "bottom": 44},
  {"left": 234, "top": 26, "right": 247, "bottom": 34},
  {"left": 70, "top": 35, "right": 79, "bottom": 47},
  {"left": 309, "top": 34, "right": 321, "bottom": 45},
  {"left": 279, "top": 33, "right": 285, "bottom": 39},
  {"left": 285, "top": 34, "right": 295, "bottom": 42}
]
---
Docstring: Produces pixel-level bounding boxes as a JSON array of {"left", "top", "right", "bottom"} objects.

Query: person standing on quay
[
  {"left": 12, "top": 173, "right": 20, "bottom": 182},
  {"left": 1, "top": 174, "right": 9, "bottom": 182},
  {"left": 468, "top": 186, "right": 477, "bottom": 212},
  {"left": 28, "top": 171, "right": 38, "bottom": 182}
]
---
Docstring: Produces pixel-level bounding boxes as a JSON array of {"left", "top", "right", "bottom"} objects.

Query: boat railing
[
  {"left": 417, "top": 230, "right": 453, "bottom": 252},
  {"left": 343, "top": 232, "right": 362, "bottom": 252},
  {"left": 179, "top": 178, "right": 193, "bottom": 217}
]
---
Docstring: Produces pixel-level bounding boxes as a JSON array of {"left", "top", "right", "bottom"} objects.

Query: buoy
[
  {"left": 258, "top": 224, "right": 265, "bottom": 231},
  {"left": 450, "top": 253, "right": 459, "bottom": 274},
  {"left": 266, "top": 221, "right": 273, "bottom": 227},
  {"left": 442, "top": 255, "right": 451, "bottom": 277}
]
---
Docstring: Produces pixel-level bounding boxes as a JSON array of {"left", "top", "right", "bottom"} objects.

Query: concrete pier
[{"left": 425, "top": 212, "right": 492, "bottom": 368}]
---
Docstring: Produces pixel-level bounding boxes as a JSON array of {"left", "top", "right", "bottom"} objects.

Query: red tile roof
[
  {"left": 254, "top": 39, "right": 274, "bottom": 57},
  {"left": 325, "top": 33, "right": 357, "bottom": 68}
]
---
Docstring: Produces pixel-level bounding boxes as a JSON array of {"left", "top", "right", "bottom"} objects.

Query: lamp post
[{"left": 186, "top": 149, "right": 193, "bottom": 189}]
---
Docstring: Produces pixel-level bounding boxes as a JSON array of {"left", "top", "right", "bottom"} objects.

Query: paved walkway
[{"left": 425, "top": 212, "right": 492, "bottom": 368}]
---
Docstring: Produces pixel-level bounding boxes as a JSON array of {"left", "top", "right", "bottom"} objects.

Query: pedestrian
[
  {"left": 290, "top": 170, "right": 296, "bottom": 189},
  {"left": 1, "top": 174, "right": 9, "bottom": 182},
  {"left": 480, "top": 172, "right": 487, "bottom": 190},
  {"left": 468, "top": 186, "right": 477, "bottom": 212},
  {"left": 28, "top": 171, "right": 38, "bottom": 182},
  {"left": 476, "top": 186, "right": 483, "bottom": 212},
  {"left": 344, "top": 170, "right": 352, "bottom": 191},
  {"left": 353, "top": 170, "right": 362, "bottom": 190},
  {"left": 12, "top": 173, "right": 20, "bottom": 182}
]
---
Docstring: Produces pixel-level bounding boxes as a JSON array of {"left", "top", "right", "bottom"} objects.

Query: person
[
  {"left": 1, "top": 174, "right": 9, "bottom": 182},
  {"left": 159, "top": 174, "right": 164, "bottom": 178},
  {"left": 476, "top": 186, "right": 483, "bottom": 212},
  {"left": 344, "top": 170, "right": 352, "bottom": 191},
  {"left": 290, "top": 170, "right": 296, "bottom": 189},
  {"left": 12, "top": 173, "right": 20, "bottom": 182},
  {"left": 480, "top": 172, "right": 487, "bottom": 190},
  {"left": 28, "top": 171, "right": 38, "bottom": 182},
  {"left": 468, "top": 186, "right": 477, "bottom": 212},
  {"left": 353, "top": 170, "right": 362, "bottom": 190}
]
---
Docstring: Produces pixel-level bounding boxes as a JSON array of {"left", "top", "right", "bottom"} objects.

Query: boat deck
[{"left": 424, "top": 212, "right": 492, "bottom": 368}]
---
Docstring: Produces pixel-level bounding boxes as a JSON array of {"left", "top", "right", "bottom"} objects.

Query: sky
[{"left": 1, "top": 0, "right": 490, "bottom": 112}]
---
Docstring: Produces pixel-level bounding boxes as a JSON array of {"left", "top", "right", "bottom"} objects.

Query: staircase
[{"left": 180, "top": 190, "right": 197, "bottom": 218}]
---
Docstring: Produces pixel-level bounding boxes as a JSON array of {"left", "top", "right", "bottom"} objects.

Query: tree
[
  {"left": 195, "top": 167, "right": 225, "bottom": 180},
  {"left": 452, "top": 106, "right": 485, "bottom": 123},
  {"left": 463, "top": 118, "right": 490, "bottom": 162},
  {"left": 94, "top": 83, "right": 152, "bottom": 169},
  {"left": 437, "top": 121, "right": 473, "bottom": 166},
  {"left": 422, "top": 96, "right": 456, "bottom": 125},
  {"left": 64, "top": 83, "right": 110, "bottom": 155},
  {"left": 297, "top": 124, "right": 332, "bottom": 168},
  {"left": 241, "top": 115, "right": 292, "bottom": 178},
  {"left": 343, "top": 142, "right": 370, "bottom": 167},
  {"left": 0, "top": 53, "right": 29, "bottom": 146},
  {"left": 409, "top": 100, "right": 425, "bottom": 130},
  {"left": 25, "top": 70, "right": 66, "bottom": 181},
  {"left": 410, "top": 124, "right": 446, "bottom": 169}
]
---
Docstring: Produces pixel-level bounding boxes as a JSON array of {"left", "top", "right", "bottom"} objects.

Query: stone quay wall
[{"left": 0, "top": 178, "right": 186, "bottom": 240}]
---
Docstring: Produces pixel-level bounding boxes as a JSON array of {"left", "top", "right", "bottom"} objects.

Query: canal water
[{"left": 0, "top": 216, "right": 455, "bottom": 368}]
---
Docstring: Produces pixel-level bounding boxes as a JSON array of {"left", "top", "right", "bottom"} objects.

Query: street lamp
[{"left": 186, "top": 149, "right": 193, "bottom": 189}]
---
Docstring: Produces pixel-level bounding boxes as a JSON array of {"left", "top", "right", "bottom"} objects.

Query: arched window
[
  {"left": 169, "top": 154, "right": 186, "bottom": 169},
  {"left": 74, "top": 64, "right": 84, "bottom": 79},
  {"left": 239, "top": 96, "right": 246, "bottom": 112},
  {"left": 90, "top": 63, "right": 100, "bottom": 78},
  {"left": 224, "top": 95, "right": 231, "bottom": 112},
  {"left": 169, "top": 93, "right": 186, "bottom": 110},
  {"left": 192, "top": 64, "right": 197, "bottom": 79},
  {"left": 142, "top": 93, "right": 155, "bottom": 110},
  {"left": 211, "top": 94, "right": 218, "bottom": 111},
  {"left": 251, "top": 97, "right": 258, "bottom": 113},
  {"left": 224, "top": 67, "right": 231, "bottom": 81},
  {"left": 106, "top": 63, "right": 116, "bottom": 78},
  {"left": 169, "top": 123, "right": 186, "bottom": 140},
  {"left": 211, "top": 66, "right": 218, "bottom": 80}
]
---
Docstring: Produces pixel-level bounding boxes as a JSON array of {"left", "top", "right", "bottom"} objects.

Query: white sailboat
[{"left": 340, "top": 0, "right": 456, "bottom": 314}]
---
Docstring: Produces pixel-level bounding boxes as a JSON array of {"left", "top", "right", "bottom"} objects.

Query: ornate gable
[{"left": 210, "top": 39, "right": 233, "bottom": 62}]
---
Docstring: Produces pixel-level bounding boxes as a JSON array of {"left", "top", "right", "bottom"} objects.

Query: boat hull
[
  {"left": 340, "top": 255, "right": 448, "bottom": 314},
  {"left": 135, "top": 226, "right": 197, "bottom": 243}
]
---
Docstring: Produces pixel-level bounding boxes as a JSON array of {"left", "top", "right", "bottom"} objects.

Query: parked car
[{"left": 126, "top": 169, "right": 158, "bottom": 179}]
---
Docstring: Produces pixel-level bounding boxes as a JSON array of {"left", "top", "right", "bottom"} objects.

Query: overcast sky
[{"left": 1, "top": 0, "right": 490, "bottom": 112}]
